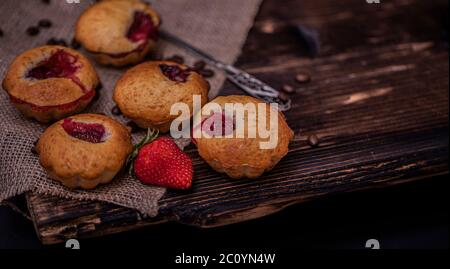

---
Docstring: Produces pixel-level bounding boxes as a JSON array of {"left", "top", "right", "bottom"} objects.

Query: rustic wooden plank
[{"left": 26, "top": 0, "right": 449, "bottom": 244}]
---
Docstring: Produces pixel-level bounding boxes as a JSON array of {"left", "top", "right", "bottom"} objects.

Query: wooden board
[{"left": 26, "top": 0, "right": 449, "bottom": 244}]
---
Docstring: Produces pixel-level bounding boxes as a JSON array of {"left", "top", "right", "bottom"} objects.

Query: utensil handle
[
  {"left": 225, "top": 65, "right": 292, "bottom": 111},
  {"left": 160, "top": 31, "right": 291, "bottom": 111}
]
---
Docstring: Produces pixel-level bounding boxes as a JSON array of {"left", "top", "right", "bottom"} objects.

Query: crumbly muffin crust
[
  {"left": 75, "top": 0, "right": 161, "bottom": 66},
  {"left": 37, "top": 114, "right": 133, "bottom": 189},
  {"left": 194, "top": 95, "right": 294, "bottom": 179},
  {"left": 113, "top": 61, "right": 210, "bottom": 132},
  {"left": 2, "top": 45, "right": 99, "bottom": 123}
]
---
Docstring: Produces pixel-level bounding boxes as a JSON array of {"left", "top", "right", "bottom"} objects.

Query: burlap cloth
[{"left": 0, "top": 0, "right": 262, "bottom": 216}]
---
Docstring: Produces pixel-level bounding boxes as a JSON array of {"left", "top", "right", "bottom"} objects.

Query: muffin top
[
  {"left": 113, "top": 61, "right": 210, "bottom": 129},
  {"left": 37, "top": 114, "right": 133, "bottom": 182},
  {"left": 2, "top": 45, "right": 99, "bottom": 107},
  {"left": 75, "top": 0, "right": 160, "bottom": 55},
  {"left": 193, "top": 95, "right": 294, "bottom": 175}
]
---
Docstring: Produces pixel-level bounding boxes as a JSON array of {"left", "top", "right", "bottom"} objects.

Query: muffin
[
  {"left": 192, "top": 95, "right": 294, "bottom": 179},
  {"left": 2, "top": 45, "right": 99, "bottom": 123},
  {"left": 113, "top": 61, "right": 210, "bottom": 132},
  {"left": 37, "top": 114, "right": 133, "bottom": 189},
  {"left": 75, "top": 0, "right": 161, "bottom": 66}
]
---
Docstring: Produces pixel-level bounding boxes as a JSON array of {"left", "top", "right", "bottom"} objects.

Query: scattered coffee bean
[
  {"left": 0, "top": 28, "right": 4, "bottom": 37},
  {"left": 193, "top": 60, "right": 206, "bottom": 71},
  {"left": 70, "top": 38, "right": 81, "bottom": 49},
  {"left": 47, "top": 38, "right": 68, "bottom": 46},
  {"left": 26, "top": 26, "right": 40, "bottom": 36},
  {"left": 126, "top": 121, "right": 140, "bottom": 133},
  {"left": 46, "top": 37, "right": 58, "bottom": 45},
  {"left": 38, "top": 19, "right": 52, "bottom": 28},
  {"left": 281, "top": 84, "right": 296, "bottom": 94},
  {"left": 307, "top": 134, "right": 320, "bottom": 148},
  {"left": 111, "top": 106, "right": 122, "bottom": 116},
  {"left": 57, "top": 39, "right": 68, "bottom": 47},
  {"left": 167, "top": 55, "right": 184, "bottom": 64},
  {"left": 41, "top": 0, "right": 51, "bottom": 4},
  {"left": 295, "top": 73, "right": 311, "bottom": 84},
  {"left": 259, "top": 20, "right": 278, "bottom": 34},
  {"left": 199, "top": 69, "right": 215, "bottom": 78},
  {"left": 278, "top": 92, "right": 290, "bottom": 102}
]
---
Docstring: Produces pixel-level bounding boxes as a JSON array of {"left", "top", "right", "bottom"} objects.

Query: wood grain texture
[{"left": 26, "top": 0, "right": 449, "bottom": 244}]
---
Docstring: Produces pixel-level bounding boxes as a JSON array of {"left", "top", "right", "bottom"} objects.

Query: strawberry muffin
[
  {"left": 75, "top": 0, "right": 161, "bottom": 66},
  {"left": 113, "top": 61, "right": 210, "bottom": 132},
  {"left": 2, "top": 45, "right": 100, "bottom": 123},
  {"left": 192, "top": 95, "right": 294, "bottom": 179},
  {"left": 37, "top": 114, "right": 133, "bottom": 189}
]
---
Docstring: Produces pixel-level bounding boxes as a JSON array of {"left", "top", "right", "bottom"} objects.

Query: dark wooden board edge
[{"left": 27, "top": 169, "right": 448, "bottom": 245}]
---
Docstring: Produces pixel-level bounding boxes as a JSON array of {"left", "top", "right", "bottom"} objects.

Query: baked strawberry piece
[
  {"left": 2, "top": 45, "right": 100, "bottom": 123},
  {"left": 113, "top": 61, "right": 209, "bottom": 133},
  {"left": 37, "top": 114, "right": 133, "bottom": 189},
  {"left": 193, "top": 95, "right": 294, "bottom": 179},
  {"left": 62, "top": 118, "right": 106, "bottom": 143}
]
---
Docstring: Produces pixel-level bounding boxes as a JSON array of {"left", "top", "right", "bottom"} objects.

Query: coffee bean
[
  {"left": 295, "top": 73, "right": 311, "bottom": 84},
  {"left": 126, "top": 121, "right": 140, "bottom": 133},
  {"left": 258, "top": 20, "right": 279, "bottom": 34},
  {"left": 281, "top": 84, "right": 296, "bottom": 94},
  {"left": 57, "top": 39, "right": 68, "bottom": 47},
  {"left": 167, "top": 55, "right": 184, "bottom": 64},
  {"left": 46, "top": 38, "right": 68, "bottom": 46},
  {"left": 70, "top": 38, "right": 81, "bottom": 49},
  {"left": 46, "top": 37, "right": 58, "bottom": 45},
  {"left": 26, "top": 26, "right": 40, "bottom": 36},
  {"left": 41, "top": 0, "right": 51, "bottom": 4},
  {"left": 193, "top": 60, "right": 206, "bottom": 71},
  {"left": 200, "top": 69, "right": 215, "bottom": 78},
  {"left": 0, "top": 28, "right": 4, "bottom": 37},
  {"left": 112, "top": 106, "right": 122, "bottom": 116},
  {"left": 307, "top": 134, "right": 320, "bottom": 148},
  {"left": 38, "top": 19, "right": 52, "bottom": 28}
]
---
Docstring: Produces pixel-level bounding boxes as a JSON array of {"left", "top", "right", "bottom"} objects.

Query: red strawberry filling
[
  {"left": 127, "top": 11, "right": 158, "bottom": 42},
  {"left": 62, "top": 118, "right": 106, "bottom": 143},
  {"left": 93, "top": 11, "right": 158, "bottom": 59},
  {"left": 192, "top": 111, "right": 235, "bottom": 144},
  {"left": 26, "top": 49, "right": 89, "bottom": 93},
  {"left": 202, "top": 112, "right": 235, "bottom": 137},
  {"left": 10, "top": 49, "right": 96, "bottom": 112},
  {"left": 159, "top": 64, "right": 191, "bottom": 82},
  {"left": 27, "top": 50, "right": 79, "bottom": 80}
]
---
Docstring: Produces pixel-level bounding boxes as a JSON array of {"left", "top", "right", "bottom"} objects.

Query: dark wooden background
[{"left": 25, "top": 0, "right": 448, "bottom": 244}]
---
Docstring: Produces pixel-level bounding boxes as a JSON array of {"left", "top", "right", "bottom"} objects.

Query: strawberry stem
[{"left": 127, "top": 128, "right": 159, "bottom": 175}]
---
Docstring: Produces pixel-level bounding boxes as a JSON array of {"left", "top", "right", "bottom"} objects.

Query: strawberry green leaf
[{"left": 127, "top": 128, "right": 159, "bottom": 175}]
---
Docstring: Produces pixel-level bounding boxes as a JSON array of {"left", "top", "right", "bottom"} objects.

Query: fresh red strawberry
[{"left": 128, "top": 129, "right": 193, "bottom": 190}]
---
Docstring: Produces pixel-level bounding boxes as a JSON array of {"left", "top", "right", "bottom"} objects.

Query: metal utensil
[{"left": 160, "top": 31, "right": 292, "bottom": 111}]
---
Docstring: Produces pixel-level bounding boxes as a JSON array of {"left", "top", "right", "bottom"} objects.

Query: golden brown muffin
[
  {"left": 37, "top": 114, "right": 133, "bottom": 189},
  {"left": 192, "top": 95, "right": 294, "bottom": 179},
  {"left": 75, "top": 0, "right": 161, "bottom": 66},
  {"left": 113, "top": 61, "right": 210, "bottom": 132},
  {"left": 2, "top": 45, "right": 99, "bottom": 123}
]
